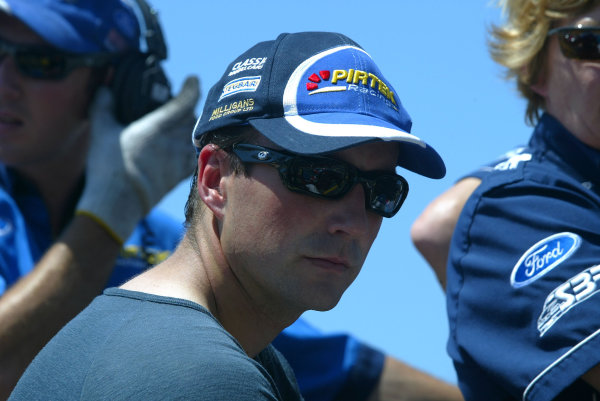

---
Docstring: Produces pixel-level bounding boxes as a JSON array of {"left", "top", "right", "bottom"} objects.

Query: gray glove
[{"left": 76, "top": 76, "right": 200, "bottom": 243}]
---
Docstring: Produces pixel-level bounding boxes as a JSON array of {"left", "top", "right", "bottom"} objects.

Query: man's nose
[{"left": 327, "top": 183, "right": 371, "bottom": 238}]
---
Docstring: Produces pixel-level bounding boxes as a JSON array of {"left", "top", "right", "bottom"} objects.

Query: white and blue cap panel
[
  {"left": 284, "top": 45, "right": 411, "bottom": 134},
  {"left": 193, "top": 32, "right": 446, "bottom": 179}
]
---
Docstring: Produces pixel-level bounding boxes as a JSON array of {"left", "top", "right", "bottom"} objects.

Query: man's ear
[{"left": 197, "top": 145, "right": 229, "bottom": 219}]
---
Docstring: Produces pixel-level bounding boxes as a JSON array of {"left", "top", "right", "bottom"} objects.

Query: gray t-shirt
[{"left": 9, "top": 288, "right": 303, "bottom": 401}]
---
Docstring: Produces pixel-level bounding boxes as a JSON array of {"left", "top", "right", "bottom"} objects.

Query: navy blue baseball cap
[
  {"left": 193, "top": 31, "right": 445, "bottom": 179},
  {"left": 0, "top": 0, "right": 140, "bottom": 53}
]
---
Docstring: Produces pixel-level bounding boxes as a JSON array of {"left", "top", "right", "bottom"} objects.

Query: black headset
[{"left": 110, "top": 0, "right": 172, "bottom": 124}]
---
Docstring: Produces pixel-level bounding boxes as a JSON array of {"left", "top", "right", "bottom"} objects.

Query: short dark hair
[{"left": 183, "top": 125, "right": 259, "bottom": 229}]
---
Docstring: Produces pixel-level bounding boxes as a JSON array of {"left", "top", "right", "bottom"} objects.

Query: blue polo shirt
[
  {"left": 0, "top": 167, "right": 383, "bottom": 401},
  {"left": 447, "top": 113, "right": 600, "bottom": 401}
]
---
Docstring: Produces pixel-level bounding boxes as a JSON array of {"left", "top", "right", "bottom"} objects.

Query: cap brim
[{"left": 249, "top": 113, "right": 446, "bottom": 179}]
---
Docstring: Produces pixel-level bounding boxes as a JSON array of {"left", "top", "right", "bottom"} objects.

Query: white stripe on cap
[
  {"left": 284, "top": 114, "right": 426, "bottom": 147},
  {"left": 283, "top": 45, "right": 360, "bottom": 116}
]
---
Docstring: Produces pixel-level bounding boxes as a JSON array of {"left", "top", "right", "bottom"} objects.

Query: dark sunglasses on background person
[
  {"left": 548, "top": 25, "right": 600, "bottom": 60},
  {"left": 0, "top": 36, "right": 113, "bottom": 80},
  {"left": 231, "top": 143, "right": 409, "bottom": 218}
]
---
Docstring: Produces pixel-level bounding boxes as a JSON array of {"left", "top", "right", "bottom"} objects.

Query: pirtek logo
[{"left": 306, "top": 68, "right": 396, "bottom": 105}]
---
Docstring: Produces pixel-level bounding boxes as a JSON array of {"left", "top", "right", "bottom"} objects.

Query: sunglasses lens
[
  {"left": 558, "top": 30, "right": 600, "bottom": 60},
  {"left": 287, "top": 158, "right": 407, "bottom": 217},
  {"left": 288, "top": 158, "right": 352, "bottom": 197},
  {"left": 16, "top": 51, "right": 67, "bottom": 79},
  {"left": 231, "top": 144, "right": 407, "bottom": 218},
  {"left": 362, "top": 174, "right": 407, "bottom": 217}
]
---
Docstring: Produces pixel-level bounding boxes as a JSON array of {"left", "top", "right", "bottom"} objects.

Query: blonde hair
[{"left": 488, "top": 0, "right": 599, "bottom": 124}]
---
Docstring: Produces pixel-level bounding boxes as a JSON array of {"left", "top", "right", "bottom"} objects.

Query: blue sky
[{"left": 152, "top": 0, "right": 532, "bottom": 384}]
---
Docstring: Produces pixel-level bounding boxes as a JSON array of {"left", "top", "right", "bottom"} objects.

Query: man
[
  {"left": 9, "top": 31, "right": 458, "bottom": 400},
  {"left": 0, "top": 0, "right": 199, "bottom": 398},
  {"left": 0, "top": 2, "right": 462, "bottom": 401},
  {"left": 411, "top": 0, "right": 600, "bottom": 399}
]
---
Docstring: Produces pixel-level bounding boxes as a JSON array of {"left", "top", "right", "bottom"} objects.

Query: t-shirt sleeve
[{"left": 447, "top": 174, "right": 600, "bottom": 401}]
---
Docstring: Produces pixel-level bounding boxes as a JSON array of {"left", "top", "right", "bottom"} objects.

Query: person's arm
[
  {"left": 368, "top": 356, "right": 463, "bottom": 401},
  {"left": 0, "top": 216, "right": 120, "bottom": 399},
  {"left": 0, "top": 77, "right": 199, "bottom": 399},
  {"left": 410, "top": 178, "right": 480, "bottom": 289},
  {"left": 274, "top": 319, "right": 463, "bottom": 401}
]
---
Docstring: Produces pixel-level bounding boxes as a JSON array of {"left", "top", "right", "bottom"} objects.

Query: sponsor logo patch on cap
[{"left": 219, "top": 76, "right": 261, "bottom": 101}]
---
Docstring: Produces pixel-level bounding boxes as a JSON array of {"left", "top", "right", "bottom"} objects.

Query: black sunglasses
[
  {"left": 231, "top": 144, "right": 409, "bottom": 218},
  {"left": 0, "top": 37, "right": 113, "bottom": 80},
  {"left": 548, "top": 26, "right": 600, "bottom": 60}
]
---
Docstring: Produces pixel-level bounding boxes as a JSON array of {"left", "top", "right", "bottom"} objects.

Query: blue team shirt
[
  {"left": 0, "top": 167, "right": 383, "bottom": 401},
  {"left": 447, "top": 113, "right": 600, "bottom": 401}
]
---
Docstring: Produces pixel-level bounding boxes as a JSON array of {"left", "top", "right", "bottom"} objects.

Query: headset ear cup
[
  {"left": 110, "top": 54, "right": 136, "bottom": 123},
  {"left": 111, "top": 53, "right": 172, "bottom": 124}
]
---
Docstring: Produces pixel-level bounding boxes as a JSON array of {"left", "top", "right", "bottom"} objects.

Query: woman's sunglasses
[
  {"left": 548, "top": 26, "right": 600, "bottom": 60},
  {"left": 231, "top": 143, "right": 409, "bottom": 218},
  {"left": 0, "top": 37, "right": 113, "bottom": 80}
]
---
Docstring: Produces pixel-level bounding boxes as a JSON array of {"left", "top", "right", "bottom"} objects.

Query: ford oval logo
[{"left": 510, "top": 232, "right": 581, "bottom": 288}]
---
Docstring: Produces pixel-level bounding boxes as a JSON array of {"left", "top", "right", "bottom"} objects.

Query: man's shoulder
[
  {"left": 451, "top": 141, "right": 600, "bottom": 262},
  {"left": 12, "top": 291, "right": 293, "bottom": 400},
  {"left": 464, "top": 140, "right": 593, "bottom": 205},
  {"left": 461, "top": 146, "right": 533, "bottom": 188},
  {"left": 80, "top": 293, "right": 298, "bottom": 399}
]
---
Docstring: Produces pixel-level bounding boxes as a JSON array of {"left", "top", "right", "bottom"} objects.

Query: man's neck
[{"left": 121, "top": 230, "right": 299, "bottom": 358}]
